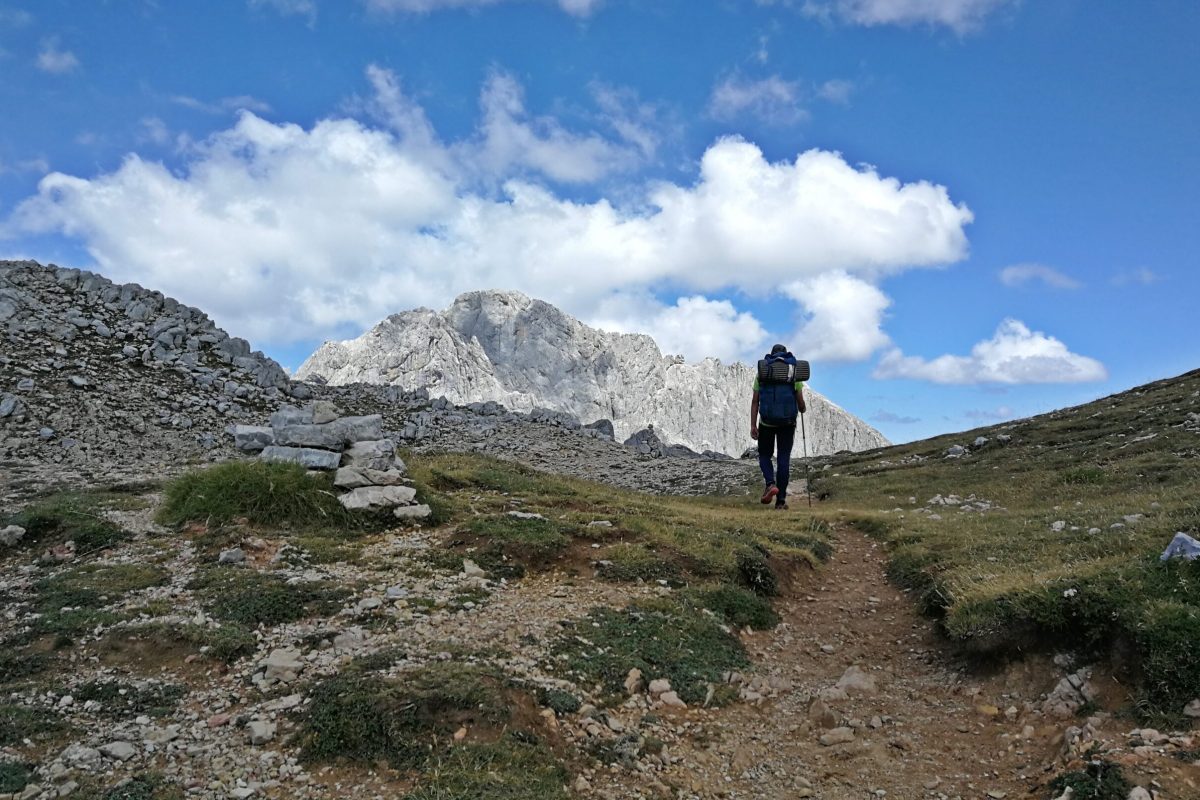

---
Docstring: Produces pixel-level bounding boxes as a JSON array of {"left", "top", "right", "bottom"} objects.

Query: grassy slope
[{"left": 813, "top": 368, "right": 1200, "bottom": 715}]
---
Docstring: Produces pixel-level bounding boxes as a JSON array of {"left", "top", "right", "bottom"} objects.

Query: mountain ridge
[{"left": 297, "top": 289, "right": 889, "bottom": 456}]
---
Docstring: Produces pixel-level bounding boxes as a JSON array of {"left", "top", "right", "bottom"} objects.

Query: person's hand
[{"left": 750, "top": 425, "right": 758, "bottom": 440}]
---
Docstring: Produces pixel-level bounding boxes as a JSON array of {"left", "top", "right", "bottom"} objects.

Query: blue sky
[{"left": 1, "top": 0, "right": 1197, "bottom": 443}]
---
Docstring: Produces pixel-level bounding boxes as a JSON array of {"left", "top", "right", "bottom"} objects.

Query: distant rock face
[{"left": 297, "top": 290, "right": 889, "bottom": 456}]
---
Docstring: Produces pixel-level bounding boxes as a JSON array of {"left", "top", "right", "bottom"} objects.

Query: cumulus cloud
[
  {"left": 708, "top": 75, "right": 806, "bottom": 124},
  {"left": 784, "top": 271, "right": 891, "bottom": 361},
  {"left": 36, "top": 37, "right": 79, "bottom": 73},
  {"left": 5, "top": 68, "right": 972, "bottom": 353},
  {"left": 138, "top": 117, "right": 171, "bottom": 146},
  {"left": 998, "top": 263, "right": 1081, "bottom": 289},
  {"left": 779, "top": 0, "right": 1013, "bottom": 32},
  {"left": 365, "top": 0, "right": 601, "bottom": 16},
  {"left": 874, "top": 319, "right": 1106, "bottom": 384},
  {"left": 592, "top": 293, "right": 768, "bottom": 363}
]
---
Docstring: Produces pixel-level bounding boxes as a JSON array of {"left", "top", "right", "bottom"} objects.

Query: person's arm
[
  {"left": 796, "top": 383, "right": 806, "bottom": 414},
  {"left": 750, "top": 390, "right": 760, "bottom": 440}
]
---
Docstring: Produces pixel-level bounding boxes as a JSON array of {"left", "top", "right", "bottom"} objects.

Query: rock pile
[{"left": 233, "top": 401, "right": 431, "bottom": 520}]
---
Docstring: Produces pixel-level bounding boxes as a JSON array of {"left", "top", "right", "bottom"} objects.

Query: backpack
[{"left": 756, "top": 352, "right": 810, "bottom": 426}]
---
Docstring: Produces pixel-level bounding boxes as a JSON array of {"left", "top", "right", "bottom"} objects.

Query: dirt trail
[{"left": 582, "top": 528, "right": 1197, "bottom": 800}]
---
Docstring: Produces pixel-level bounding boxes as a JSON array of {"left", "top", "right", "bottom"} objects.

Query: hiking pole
[{"left": 800, "top": 410, "right": 812, "bottom": 507}]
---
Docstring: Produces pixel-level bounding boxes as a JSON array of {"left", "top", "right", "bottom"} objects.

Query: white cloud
[
  {"left": 138, "top": 117, "right": 171, "bottom": 146},
  {"left": 964, "top": 405, "right": 1014, "bottom": 421},
  {"left": 998, "top": 263, "right": 1081, "bottom": 289},
  {"left": 785, "top": 0, "right": 1013, "bottom": 32},
  {"left": 171, "top": 94, "right": 273, "bottom": 115},
  {"left": 784, "top": 271, "right": 891, "bottom": 361},
  {"left": 365, "top": 0, "right": 601, "bottom": 16},
  {"left": 1112, "top": 267, "right": 1160, "bottom": 286},
  {"left": 592, "top": 293, "right": 768, "bottom": 363},
  {"left": 466, "top": 70, "right": 645, "bottom": 183},
  {"left": 817, "top": 79, "right": 855, "bottom": 105},
  {"left": 249, "top": 0, "right": 317, "bottom": 23},
  {"left": 874, "top": 319, "right": 1106, "bottom": 384},
  {"left": 5, "top": 69, "right": 972, "bottom": 354},
  {"left": 0, "top": 157, "right": 49, "bottom": 176},
  {"left": 709, "top": 75, "right": 806, "bottom": 125},
  {"left": 36, "top": 37, "right": 79, "bottom": 74},
  {"left": 0, "top": 8, "right": 32, "bottom": 27}
]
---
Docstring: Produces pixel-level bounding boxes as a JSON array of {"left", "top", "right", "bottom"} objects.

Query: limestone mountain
[{"left": 296, "top": 290, "right": 889, "bottom": 456}]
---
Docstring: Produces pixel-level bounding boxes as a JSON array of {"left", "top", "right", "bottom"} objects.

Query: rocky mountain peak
[{"left": 297, "top": 289, "right": 889, "bottom": 456}]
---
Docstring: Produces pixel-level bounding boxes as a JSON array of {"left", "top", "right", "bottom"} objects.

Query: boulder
[
  {"left": 269, "top": 404, "right": 312, "bottom": 428},
  {"left": 232, "top": 425, "right": 274, "bottom": 452},
  {"left": 260, "top": 446, "right": 341, "bottom": 470},
  {"left": 334, "top": 466, "right": 407, "bottom": 489},
  {"left": 262, "top": 648, "right": 304, "bottom": 684},
  {"left": 246, "top": 720, "right": 277, "bottom": 746},
  {"left": 311, "top": 400, "right": 340, "bottom": 424},
  {"left": 274, "top": 423, "right": 347, "bottom": 450},
  {"left": 0, "top": 525, "right": 25, "bottom": 547},
  {"left": 342, "top": 439, "right": 396, "bottom": 471},
  {"left": 337, "top": 414, "right": 385, "bottom": 443},
  {"left": 338, "top": 485, "right": 417, "bottom": 511},
  {"left": 393, "top": 504, "right": 432, "bottom": 520}
]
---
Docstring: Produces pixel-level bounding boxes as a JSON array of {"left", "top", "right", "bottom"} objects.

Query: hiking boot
[
  {"left": 760, "top": 484, "right": 779, "bottom": 504},
  {"left": 774, "top": 500, "right": 789, "bottom": 511}
]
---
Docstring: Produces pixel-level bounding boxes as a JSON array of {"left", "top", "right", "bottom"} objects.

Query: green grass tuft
[
  {"left": 300, "top": 663, "right": 511, "bottom": 769},
  {"left": 157, "top": 461, "right": 391, "bottom": 532},
  {"left": 1047, "top": 760, "right": 1131, "bottom": 800},
  {"left": 72, "top": 680, "right": 184, "bottom": 718},
  {"left": 5, "top": 492, "right": 131, "bottom": 553},
  {"left": 553, "top": 598, "right": 749, "bottom": 706},
  {"left": 0, "top": 704, "right": 64, "bottom": 746},
  {"left": 0, "top": 762, "right": 33, "bottom": 793},
  {"left": 684, "top": 584, "right": 781, "bottom": 630},
  {"left": 404, "top": 736, "right": 570, "bottom": 800},
  {"left": 189, "top": 568, "right": 349, "bottom": 627}
]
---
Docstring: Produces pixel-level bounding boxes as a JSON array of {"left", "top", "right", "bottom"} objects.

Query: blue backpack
[{"left": 757, "top": 351, "right": 810, "bottom": 426}]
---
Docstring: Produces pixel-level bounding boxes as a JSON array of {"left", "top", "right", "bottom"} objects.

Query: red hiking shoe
[{"left": 760, "top": 484, "right": 779, "bottom": 504}]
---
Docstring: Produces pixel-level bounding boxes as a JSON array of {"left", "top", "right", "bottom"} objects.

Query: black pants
[{"left": 757, "top": 424, "right": 796, "bottom": 500}]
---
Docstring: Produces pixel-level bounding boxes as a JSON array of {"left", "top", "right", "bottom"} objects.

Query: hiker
[{"left": 750, "top": 344, "right": 805, "bottom": 510}]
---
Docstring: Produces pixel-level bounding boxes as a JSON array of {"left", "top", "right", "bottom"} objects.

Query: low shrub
[{"left": 0, "top": 704, "right": 63, "bottom": 746}]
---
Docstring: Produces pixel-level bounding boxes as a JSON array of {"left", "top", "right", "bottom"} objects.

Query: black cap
[{"left": 770, "top": 344, "right": 787, "bottom": 354}]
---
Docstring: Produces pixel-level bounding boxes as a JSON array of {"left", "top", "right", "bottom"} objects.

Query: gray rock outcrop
[{"left": 296, "top": 290, "right": 888, "bottom": 456}]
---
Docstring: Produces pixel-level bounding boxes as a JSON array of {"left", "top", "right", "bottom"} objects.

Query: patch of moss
[
  {"left": 684, "top": 585, "right": 780, "bottom": 630},
  {"left": 190, "top": 568, "right": 349, "bottom": 627},
  {"left": 72, "top": 680, "right": 184, "bottom": 718},
  {"left": 404, "top": 735, "right": 570, "bottom": 800},
  {"left": 0, "top": 647, "right": 52, "bottom": 686},
  {"left": 300, "top": 663, "right": 511, "bottom": 769},
  {"left": 553, "top": 598, "right": 749, "bottom": 706}
]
